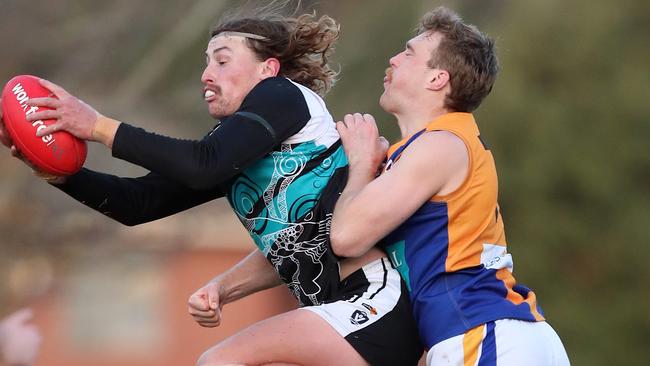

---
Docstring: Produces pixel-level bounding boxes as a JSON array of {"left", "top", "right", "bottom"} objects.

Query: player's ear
[
  {"left": 261, "top": 58, "right": 280, "bottom": 78},
  {"left": 426, "top": 69, "right": 450, "bottom": 91}
]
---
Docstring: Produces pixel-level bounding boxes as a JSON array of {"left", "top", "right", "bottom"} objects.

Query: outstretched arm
[
  {"left": 27, "top": 77, "right": 311, "bottom": 190},
  {"left": 2, "top": 103, "right": 223, "bottom": 226},
  {"left": 54, "top": 168, "right": 224, "bottom": 226},
  {"left": 188, "top": 249, "right": 283, "bottom": 327}
]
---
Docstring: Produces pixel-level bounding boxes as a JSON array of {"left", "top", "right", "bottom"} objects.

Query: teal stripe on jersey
[
  {"left": 228, "top": 141, "right": 347, "bottom": 254},
  {"left": 385, "top": 240, "right": 411, "bottom": 291}
]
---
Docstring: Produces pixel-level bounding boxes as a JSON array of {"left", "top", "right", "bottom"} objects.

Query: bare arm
[
  {"left": 187, "top": 249, "right": 283, "bottom": 327},
  {"left": 330, "top": 113, "right": 468, "bottom": 257},
  {"left": 211, "top": 249, "right": 283, "bottom": 304}
]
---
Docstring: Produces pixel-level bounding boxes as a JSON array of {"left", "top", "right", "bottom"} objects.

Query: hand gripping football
[{"left": 1, "top": 75, "right": 87, "bottom": 175}]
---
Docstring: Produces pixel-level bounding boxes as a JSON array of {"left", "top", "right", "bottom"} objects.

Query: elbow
[
  {"left": 105, "top": 212, "right": 146, "bottom": 227},
  {"left": 182, "top": 167, "right": 228, "bottom": 191},
  {"left": 113, "top": 216, "right": 143, "bottom": 227},
  {"left": 185, "top": 179, "right": 214, "bottom": 191},
  {"left": 330, "top": 226, "right": 368, "bottom": 258}
]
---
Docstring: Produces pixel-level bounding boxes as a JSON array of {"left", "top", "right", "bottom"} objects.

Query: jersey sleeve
[
  {"left": 53, "top": 168, "right": 225, "bottom": 226},
  {"left": 111, "top": 77, "right": 311, "bottom": 190}
]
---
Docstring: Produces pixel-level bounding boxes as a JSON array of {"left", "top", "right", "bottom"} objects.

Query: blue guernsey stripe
[{"left": 478, "top": 321, "right": 496, "bottom": 366}]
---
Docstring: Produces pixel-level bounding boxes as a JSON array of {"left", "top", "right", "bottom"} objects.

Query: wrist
[
  {"left": 32, "top": 170, "right": 67, "bottom": 184},
  {"left": 91, "top": 116, "right": 121, "bottom": 148},
  {"left": 208, "top": 276, "right": 232, "bottom": 304},
  {"left": 347, "top": 162, "right": 377, "bottom": 182}
]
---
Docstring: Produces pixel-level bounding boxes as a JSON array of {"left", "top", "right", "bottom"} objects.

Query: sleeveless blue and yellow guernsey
[{"left": 382, "top": 112, "right": 544, "bottom": 349}]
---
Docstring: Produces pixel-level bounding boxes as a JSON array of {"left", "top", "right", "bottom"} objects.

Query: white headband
[{"left": 211, "top": 31, "right": 269, "bottom": 41}]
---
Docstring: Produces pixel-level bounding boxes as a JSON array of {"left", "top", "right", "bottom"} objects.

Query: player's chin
[
  {"left": 207, "top": 108, "right": 223, "bottom": 120},
  {"left": 379, "top": 94, "right": 392, "bottom": 111},
  {"left": 207, "top": 104, "right": 230, "bottom": 120}
]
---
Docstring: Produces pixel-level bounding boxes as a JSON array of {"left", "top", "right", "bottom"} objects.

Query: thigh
[
  {"left": 304, "top": 261, "right": 423, "bottom": 366},
  {"left": 427, "top": 320, "right": 570, "bottom": 366},
  {"left": 492, "top": 319, "right": 570, "bottom": 366},
  {"left": 198, "top": 308, "right": 369, "bottom": 366}
]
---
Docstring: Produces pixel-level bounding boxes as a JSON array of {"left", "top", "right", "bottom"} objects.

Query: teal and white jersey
[{"left": 225, "top": 79, "right": 348, "bottom": 306}]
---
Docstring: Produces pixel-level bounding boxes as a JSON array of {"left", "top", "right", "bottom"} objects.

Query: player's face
[
  {"left": 380, "top": 31, "right": 442, "bottom": 114},
  {"left": 202, "top": 35, "right": 267, "bottom": 118}
]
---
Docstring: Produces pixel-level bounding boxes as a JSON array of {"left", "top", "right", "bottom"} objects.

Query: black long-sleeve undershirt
[
  {"left": 54, "top": 77, "right": 312, "bottom": 225},
  {"left": 112, "top": 77, "right": 311, "bottom": 190},
  {"left": 57, "top": 168, "right": 224, "bottom": 226}
]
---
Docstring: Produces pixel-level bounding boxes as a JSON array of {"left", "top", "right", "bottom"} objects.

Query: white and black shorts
[{"left": 304, "top": 257, "right": 423, "bottom": 366}]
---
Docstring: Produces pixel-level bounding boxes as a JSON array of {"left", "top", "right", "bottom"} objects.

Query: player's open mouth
[
  {"left": 204, "top": 89, "right": 217, "bottom": 101},
  {"left": 384, "top": 68, "right": 393, "bottom": 84}
]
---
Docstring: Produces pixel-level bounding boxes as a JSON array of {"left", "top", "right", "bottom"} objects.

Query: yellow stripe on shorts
[{"left": 463, "top": 324, "right": 485, "bottom": 366}]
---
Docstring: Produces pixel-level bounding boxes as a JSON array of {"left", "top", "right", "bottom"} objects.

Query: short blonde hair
[{"left": 419, "top": 7, "right": 499, "bottom": 112}]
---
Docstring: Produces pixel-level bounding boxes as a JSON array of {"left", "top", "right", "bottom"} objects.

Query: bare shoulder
[
  {"left": 385, "top": 130, "right": 468, "bottom": 197},
  {"left": 400, "top": 130, "right": 468, "bottom": 167}
]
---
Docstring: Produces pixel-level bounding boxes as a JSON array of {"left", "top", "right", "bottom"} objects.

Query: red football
[{"left": 1, "top": 75, "right": 87, "bottom": 175}]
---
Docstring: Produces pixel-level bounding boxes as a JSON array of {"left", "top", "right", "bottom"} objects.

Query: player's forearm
[
  {"left": 213, "top": 250, "right": 282, "bottom": 305},
  {"left": 330, "top": 166, "right": 378, "bottom": 258},
  {"left": 53, "top": 169, "right": 223, "bottom": 226}
]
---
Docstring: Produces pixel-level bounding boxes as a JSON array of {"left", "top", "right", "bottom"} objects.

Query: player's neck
[{"left": 395, "top": 107, "right": 448, "bottom": 138}]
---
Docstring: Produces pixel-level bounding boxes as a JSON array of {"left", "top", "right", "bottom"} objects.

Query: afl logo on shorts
[{"left": 350, "top": 310, "right": 369, "bottom": 325}]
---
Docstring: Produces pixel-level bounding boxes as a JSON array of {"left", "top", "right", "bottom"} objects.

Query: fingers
[
  {"left": 19, "top": 86, "right": 100, "bottom": 141},
  {"left": 38, "top": 78, "right": 70, "bottom": 99},
  {"left": 10, "top": 145, "right": 20, "bottom": 158},
  {"left": 337, "top": 113, "right": 376, "bottom": 134},
  {"left": 9, "top": 146, "right": 37, "bottom": 170},
  {"left": 0, "top": 126, "right": 12, "bottom": 149},
  {"left": 26, "top": 97, "right": 61, "bottom": 109},
  {"left": 188, "top": 306, "right": 217, "bottom": 318},
  {"left": 338, "top": 113, "right": 379, "bottom": 138},
  {"left": 196, "top": 319, "right": 221, "bottom": 328},
  {"left": 207, "top": 286, "right": 220, "bottom": 310},
  {"left": 378, "top": 136, "right": 390, "bottom": 151},
  {"left": 0, "top": 100, "right": 12, "bottom": 148},
  {"left": 188, "top": 292, "right": 210, "bottom": 311},
  {"left": 26, "top": 109, "right": 61, "bottom": 123},
  {"left": 362, "top": 113, "right": 376, "bottom": 124},
  {"left": 339, "top": 113, "right": 377, "bottom": 127},
  {"left": 23, "top": 99, "right": 63, "bottom": 137},
  {"left": 190, "top": 310, "right": 221, "bottom": 327},
  {"left": 188, "top": 289, "right": 222, "bottom": 327},
  {"left": 35, "top": 124, "right": 63, "bottom": 138},
  {"left": 189, "top": 309, "right": 221, "bottom": 328}
]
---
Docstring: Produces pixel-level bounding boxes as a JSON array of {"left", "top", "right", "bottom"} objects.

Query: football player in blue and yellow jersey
[{"left": 332, "top": 6, "right": 570, "bottom": 366}]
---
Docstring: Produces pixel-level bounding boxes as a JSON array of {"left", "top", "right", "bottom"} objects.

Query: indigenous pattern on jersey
[
  {"left": 382, "top": 113, "right": 544, "bottom": 348},
  {"left": 226, "top": 80, "right": 348, "bottom": 306}
]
